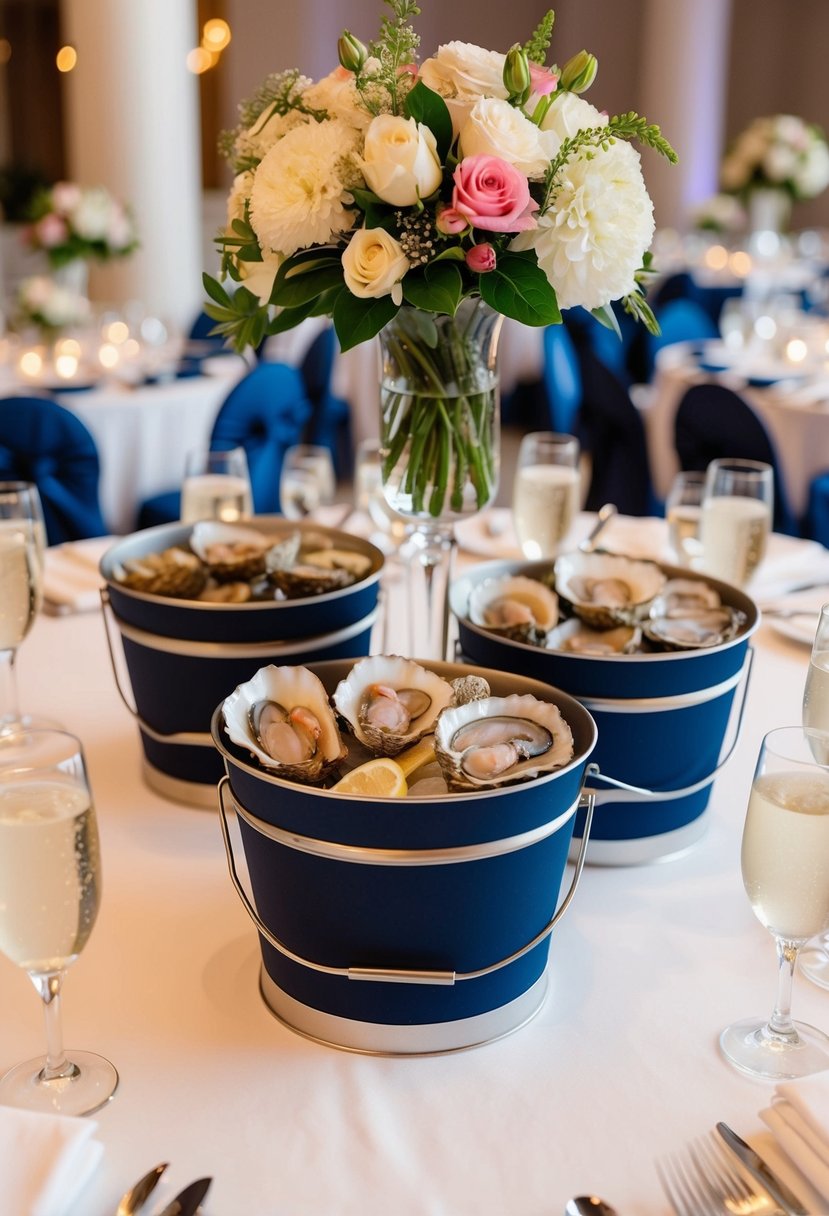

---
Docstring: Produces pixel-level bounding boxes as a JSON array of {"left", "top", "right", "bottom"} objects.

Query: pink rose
[
  {"left": 465, "top": 243, "right": 496, "bottom": 273},
  {"left": 451, "top": 155, "right": 538, "bottom": 233},
  {"left": 529, "top": 65, "right": 558, "bottom": 96},
  {"left": 35, "top": 213, "right": 69, "bottom": 248},
  {"left": 435, "top": 204, "right": 468, "bottom": 235}
]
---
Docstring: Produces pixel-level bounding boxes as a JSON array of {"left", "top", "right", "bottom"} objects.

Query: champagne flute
[
  {"left": 280, "top": 444, "right": 336, "bottom": 520},
  {"left": 699, "top": 458, "right": 773, "bottom": 587},
  {"left": 719, "top": 725, "right": 829, "bottom": 1079},
  {"left": 353, "top": 438, "right": 412, "bottom": 655},
  {"left": 0, "top": 481, "right": 47, "bottom": 734},
  {"left": 0, "top": 729, "right": 118, "bottom": 1115},
  {"left": 512, "top": 432, "right": 580, "bottom": 559},
  {"left": 798, "top": 603, "right": 829, "bottom": 988},
  {"left": 180, "top": 445, "right": 253, "bottom": 524},
  {"left": 665, "top": 470, "right": 705, "bottom": 568}
]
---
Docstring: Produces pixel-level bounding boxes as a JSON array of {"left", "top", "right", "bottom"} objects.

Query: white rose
[
  {"left": 763, "top": 143, "right": 797, "bottom": 183},
  {"left": 342, "top": 227, "right": 410, "bottom": 300},
  {"left": 362, "top": 115, "right": 442, "bottom": 206},
  {"left": 794, "top": 142, "right": 829, "bottom": 198},
  {"left": 512, "top": 139, "right": 654, "bottom": 311},
  {"left": 460, "top": 97, "right": 556, "bottom": 180},
  {"left": 420, "top": 41, "right": 508, "bottom": 134},
  {"left": 71, "top": 188, "right": 113, "bottom": 241},
  {"left": 540, "top": 92, "right": 607, "bottom": 143}
]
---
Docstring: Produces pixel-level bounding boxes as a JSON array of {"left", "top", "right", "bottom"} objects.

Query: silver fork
[{"left": 657, "top": 1132, "right": 783, "bottom": 1215}]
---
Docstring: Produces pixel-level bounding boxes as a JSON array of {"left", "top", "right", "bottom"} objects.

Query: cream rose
[
  {"left": 342, "top": 227, "right": 410, "bottom": 300},
  {"left": 362, "top": 115, "right": 442, "bottom": 206},
  {"left": 512, "top": 139, "right": 654, "bottom": 311},
  {"left": 460, "top": 97, "right": 556, "bottom": 180},
  {"left": 239, "top": 250, "right": 283, "bottom": 304},
  {"left": 420, "top": 41, "right": 508, "bottom": 134},
  {"left": 540, "top": 92, "right": 607, "bottom": 144}
]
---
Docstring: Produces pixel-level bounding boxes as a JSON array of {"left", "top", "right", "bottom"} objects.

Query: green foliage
[
  {"left": 523, "top": 11, "right": 555, "bottom": 64},
  {"left": 402, "top": 260, "right": 463, "bottom": 314},
  {"left": 404, "top": 82, "right": 453, "bottom": 161},
  {"left": 479, "top": 253, "right": 561, "bottom": 326},
  {"left": 354, "top": 0, "right": 421, "bottom": 115},
  {"left": 333, "top": 292, "right": 399, "bottom": 352}
]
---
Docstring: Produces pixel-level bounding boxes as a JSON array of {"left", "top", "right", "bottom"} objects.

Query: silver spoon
[
  {"left": 116, "top": 1163, "right": 169, "bottom": 1215},
  {"left": 578, "top": 502, "right": 617, "bottom": 553},
  {"left": 564, "top": 1197, "right": 619, "bottom": 1216}
]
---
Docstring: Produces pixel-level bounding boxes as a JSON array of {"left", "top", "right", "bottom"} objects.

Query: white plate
[
  {"left": 768, "top": 611, "right": 820, "bottom": 646},
  {"left": 454, "top": 509, "right": 522, "bottom": 560}
]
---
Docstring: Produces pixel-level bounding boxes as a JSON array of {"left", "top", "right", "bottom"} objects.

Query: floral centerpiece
[
  {"left": 720, "top": 115, "right": 829, "bottom": 204},
  {"left": 23, "top": 181, "right": 138, "bottom": 268},
  {"left": 204, "top": 0, "right": 675, "bottom": 522},
  {"left": 15, "top": 275, "right": 91, "bottom": 334},
  {"left": 690, "top": 192, "right": 746, "bottom": 236}
]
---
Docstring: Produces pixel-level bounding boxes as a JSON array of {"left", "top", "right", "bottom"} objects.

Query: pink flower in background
[
  {"left": 529, "top": 65, "right": 558, "bottom": 96},
  {"left": 34, "top": 213, "right": 68, "bottom": 248},
  {"left": 451, "top": 154, "right": 538, "bottom": 232},
  {"left": 435, "top": 204, "right": 468, "bottom": 234},
  {"left": 50, "top": 181, "right": 82, "bottom": 214},
  {"left": 465, "top": 243, "right": 496, "bottom": 272}
]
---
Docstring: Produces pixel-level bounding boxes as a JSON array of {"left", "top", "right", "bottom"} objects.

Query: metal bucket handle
[
  {"left": 100, "top": 588, "right": 215, "bottom": 747},
  {"left": 217, "top": 775, "right": 595, "bottom": 987},
  {"left": 586, "top": 645, "right": 755, "bottom": 804}
]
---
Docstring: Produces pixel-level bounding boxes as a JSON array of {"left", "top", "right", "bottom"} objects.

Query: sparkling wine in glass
[
  {"left": 180, "top": 446, "right": 253, "bottom": 524},
  {"left": 719, "top": 725, "right": 829, "bottom": 1079},
  {"left": 699, "top": 458, "right": 773, "bottom": 587},
  {"left": 0, "top": 482, "right": 48, "bottom": 734},
  {"left": 665, "top": 470, "right": 706, "bottom": 568},
  {"left": 799, "top": 604, "right": 829, "bottom": 988},
  {"left": 512, "top": 432, "right": 580, "bottom": 559},
  {"left": 0, "top": 729, "right": 118, "bottom": 1115},
  {"left": 279, "top": 444, "right": 336, "bottom": 520}
]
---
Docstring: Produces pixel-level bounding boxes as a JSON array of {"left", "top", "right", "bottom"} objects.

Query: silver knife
[
  {"left": 155, "top": 1176, "right": 212, "bottom": 1216},
  {"left": 716, "top": 1122, "right": 810, "bottom": 1216}
]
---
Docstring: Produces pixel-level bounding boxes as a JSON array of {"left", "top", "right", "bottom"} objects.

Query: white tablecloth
[
  {"left": 3, "top": 517, "right": 829, "bottom": 1216},
  {"left": 645, "top": 342, "right": 829, "bottom": 517}
]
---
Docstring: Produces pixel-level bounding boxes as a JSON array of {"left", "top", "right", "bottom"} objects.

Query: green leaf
[
  {"left": 203, "top": 301, "right": 236, "bottom": 324},
  {"left": 432, "top": 247, "right": 467, "bottom": 262},
  {"left": 479, "top": 253, "right": 561, "bottom": 326},
  {"left": 402, "top": 261, "right": 463, "bottom": 315},
  {"left": 591, "top": 302, "right": 621, "bottom": 338},
  {"left": 202, "top": 273, "right": 232, "bottom": 309},
  {"left": 350, "top": 187, "right": 387, "bottom": 211},
  {"left": 333, "top": 293, "right": 398, "bottom": 353},
  {"left": 404, "top": 80, "right": 454, "bottom": 162},
  {"left": 266, "top": 300, "right": 319, "bottom": 335},
  {"left": 309, "top": 287, "right": 344, "bottom": 317},
  {"left": 270, "top": 262, "right": 344, "bottom": 308}
]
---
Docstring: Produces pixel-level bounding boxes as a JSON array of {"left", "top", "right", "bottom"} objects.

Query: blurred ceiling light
[
  {"left": 186, "top": 46, "right": 217, "bottom": 74},
  {"left": 98, "top": 343, "right": 120, "bottom": 369},
  {"left": 703, "top": 244, "right": 728, "bottom": 271},
  {"left": 0, "top": 39, "right": 11, "bottom": 65},
  {"left": 785, "top": 338, "right": 808, "bottom": 363},
  {"left": 55, "top": 354, "right": 80, "bottom": 379},
  {"left": 729, "top": 251, "right": 752, "bottom": 278},
  {"left": 105, "top": 320, "right": 129, "bottom": 345},
  {"left": 19, "top": 351, "right": 43, "bottom": 378},
  {"left": 202, "top": 18, "right": 231, "bottom": 51},
  {"left": 56, "top": 45, "right": 77, "bottom": 72}
]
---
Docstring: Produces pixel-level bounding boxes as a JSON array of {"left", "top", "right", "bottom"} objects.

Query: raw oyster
[
  {"left": 114, "top": 547, "right": 207, "bottom": 599},
  {"left": 265, "top": 535, "right": 355, "bottom": 599},
  {"left": 545, "top": 619, "right": 642, "bottom": 656},
  {"left": 333, "top": 655, "right": 454, "bottom": 757},
  {"left": 644, "top": 605, "right": 746, "bottom": 650},
  {"left": 554, "top": 551, "right": 666, "bottom": 627},
  {"left": 189, "top": 521, "right": 270, "bottom": 583},
  {"left": 199, "top": 581, "right": 252, "bottom": 603},
  {"left": 654, "top": 578, "right": 721, "bottom": 616},
  {"left": 468, "top": 574, "right": 559, "bottom": 644},
  {"left": 222, "top": 664, "right": 346, "bottom": 781},
  {"left": 434, "top": 694, "right": 574, "bottom": 791}
]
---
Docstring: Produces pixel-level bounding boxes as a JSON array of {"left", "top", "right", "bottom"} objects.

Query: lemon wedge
[
  {"left": 332, "top": 757, "right": 408, "bottom": 798},
  {"left": 395, "top": 736, "right": 437, "bottom": 778}
]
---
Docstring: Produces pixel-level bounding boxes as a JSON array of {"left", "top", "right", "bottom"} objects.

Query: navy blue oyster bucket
[
  {"left": 100, "top": 520, "right": 382, "bottom": 807},
  {"left": 451, "top": 560, "right": 759, "bottom": 865},
  {"left": 212, "top": 660, "right": 598, "bottom": 1054}
]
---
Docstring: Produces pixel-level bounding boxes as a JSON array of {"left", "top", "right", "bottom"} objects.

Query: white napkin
[
  {"left": 42, "top": 537, "right": 114, "bottom": 615},
  {"left": 0, "top": 1105, "right": 103, "bottom": 1216},
  {"left": 749, "top": 534, "right": 829, "bottom": 603},
  {"left": 760, "top": 1072, "right": 829, "bottom": 1206}
]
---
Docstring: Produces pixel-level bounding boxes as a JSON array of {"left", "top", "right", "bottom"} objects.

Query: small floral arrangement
[
  {"left": 720, "top": 115, "right": 829, "bottom": 202},
  {"left": 15, "top": 275, "right": 92, "bottom": 332},
  {"left": 23, "top": 181, "right": 138, "bottom": 267},
  {"left": 690, "top": 192, "right": 746, "bottom": 235},
  {"left": 204, "top": 0, "right": 676, "bottom": 355}
]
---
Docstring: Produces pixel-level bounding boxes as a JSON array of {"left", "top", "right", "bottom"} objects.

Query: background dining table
[{"left": 4, "top": 513, "right": 829, "bottom": 1215}]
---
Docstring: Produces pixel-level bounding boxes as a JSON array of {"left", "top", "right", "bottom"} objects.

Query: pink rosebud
[
  {"left": 435, "top": 204, "right": 468, "bottom": 235},
  {"left": 397, "top": 63, "right": 418, "bottom": 78},
  {"left": 36, "top": 213, "right": 69, "bottom": 248},
  {"left": 465, "top": 243, "right": 497, "bottom": 273},
  {"left": 452, "top": 154, "right": 538, "bottom": 233},
  {"left": 529, "top": 65, "right": 558, "bottom": 96}
]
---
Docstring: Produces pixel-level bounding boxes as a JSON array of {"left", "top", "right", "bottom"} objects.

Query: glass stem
[
  {"left": 0, "top": 647, "right": 20, "bottom": 730},
  {"left": 30, "top": 970, "right": 77, "bottom": 1081},
  {"left": 409, "top": 525, "right": 455, "bottom": 662},
  {"left": 767, "top": 937, "right": 800, "bottom": 1042}
]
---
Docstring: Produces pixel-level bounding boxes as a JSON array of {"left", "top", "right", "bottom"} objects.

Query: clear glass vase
[{"left": 377, "top": 299, "right": 502, "bottom": 660}]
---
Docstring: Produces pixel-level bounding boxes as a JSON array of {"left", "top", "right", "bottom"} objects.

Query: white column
[
  {"left": 60, "top": 0, "right": 203, "bottom": 329},
  {"left": 639, "top": 0, "right": 733, "bottom": 229}
]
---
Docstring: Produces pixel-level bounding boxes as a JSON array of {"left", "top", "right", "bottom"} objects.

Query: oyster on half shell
[
  {"left": 554, "top": 551, "right": 666, "bottom": 627},
  {"left": 189, "top": 521, "right": 270, "bottom": 582},
  {"left": 468, "top": 574, "right": 559, "bottom": 644},
  {"left": 644, "top": 605, "right": 746, "bottom": 650},
  {"left": 545, "top": 619, "right": 642, "bottom": 656},
  {"left": 434, "top": 694, "right": 574, "bottom": 791},
  {"left": 222, "top": 664, "right": 346, "bottom": 782},
  {"left": 333, "top": 655, "right": 454, "bottom": 757}
]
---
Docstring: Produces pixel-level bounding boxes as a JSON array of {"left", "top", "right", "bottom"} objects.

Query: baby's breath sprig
[
  {"left": 218, "top": 70, "right": 324, "bottom": 173},
  {"left": 354, "top": 0, "right": 421, "bottom": 116}
]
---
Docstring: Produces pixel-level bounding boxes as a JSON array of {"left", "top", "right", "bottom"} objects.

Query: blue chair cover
[
  {"left": 299, "top": 327, "right": 352, "bottom": 477},
  {"left": 651, "top": 272, "right": 742, "bottom": 328},
  {"left": 574, "top": 347, "right": 657, "bottom": 517},
  {"left": 137, "top": 363, "right": 313, "bottom": 528},
  {"left": 563, "top": 306, "right": 640, "bottom": 384},
  {"left": 643, "top": 299, "right": 719, "bottom": 381},
  {"left": 542, "top": 324, "right": 582, "bottom": 435},
  {"left": 0, "top": 396, "right": 107, "bottom": 544},
  {"left": 805, "top": 472, "right": 829, "bottom": 547},
  {"left": 673, "top": 383, "right": 799, "bottom": 536}
]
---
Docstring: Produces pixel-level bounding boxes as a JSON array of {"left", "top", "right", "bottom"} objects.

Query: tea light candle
[{"left": 18, "top": 349, "right": 44, "bottom": 380}]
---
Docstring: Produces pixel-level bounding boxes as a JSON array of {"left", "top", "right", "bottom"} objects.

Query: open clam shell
[
  {"left": 222, "top": 664, "right": 346, "bottom": 781},
  {"left": 434, "top": 694, "right": 574, "bottom": 791},
  {"left": 332, "top": 655, "right": 454, "bottom": 757},
  {"left": 554, "top": 550, "right": 666, "bottom": 627}
]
